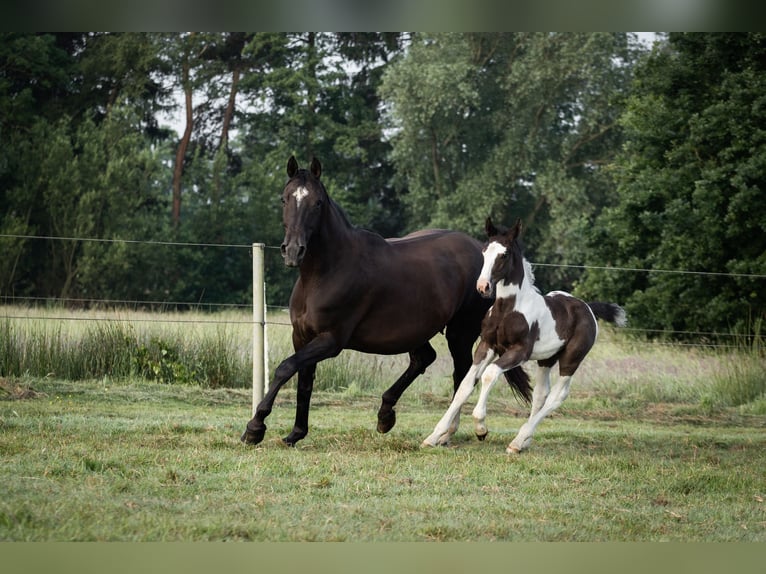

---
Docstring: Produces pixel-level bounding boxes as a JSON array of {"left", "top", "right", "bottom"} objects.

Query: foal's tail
[
  {"left": 587, "top": 301, "right": 628, "bottom": 327},
  {"left": 504, "top": 366, "right": 532, "bottom": 405}
]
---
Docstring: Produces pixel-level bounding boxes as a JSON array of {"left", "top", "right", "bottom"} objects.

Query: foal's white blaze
[
  {"left": 477, "top": 241, "right": 507, "bottom": 295},
  {"left": 292, "top": 186, "right": 310, "bottom": 207}
]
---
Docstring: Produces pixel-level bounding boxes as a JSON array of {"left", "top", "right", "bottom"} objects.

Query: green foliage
[
  {"left": 133, "top": 336, "right": 195, "bottom": 384},
  {"left": 380, "top": 32, "right": 641, "bottom": 288},
  {"left": 580, "top": 33, "right": 766, "bottom": 336},
  {"left": 2, "top": 32, "right": 765, "bottom": 339}
]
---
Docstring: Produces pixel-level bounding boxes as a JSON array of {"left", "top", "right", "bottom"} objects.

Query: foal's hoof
[
  {"left": 476, "top": 431, "right": 488, "bottom": 442},
  {"left": 241, "top": 426, "right": 265, "bottom": 445},
  {"left": 507, "top": 436, "right": 532, "bottom": 454},
  {"left": 421, "top": 431, "right": 451, "bottom": 448},
  {"left": 377, "top": 409, "right": 396, "bottom": 434}
]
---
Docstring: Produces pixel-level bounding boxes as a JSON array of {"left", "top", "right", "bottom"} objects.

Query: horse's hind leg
[
  {"left": 377, "top": 343, "right": 436, "bottom": 434},
  {"left": 530, "top": 365, "right": 552, "bottom": 417},
  {"left": 444, "top": 309, "right": 484, "bottom": 436},
  {"left": 508, "top": 373, "right": 572, "bottom": 454}
]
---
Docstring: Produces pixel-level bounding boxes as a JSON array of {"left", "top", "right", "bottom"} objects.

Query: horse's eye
[
  {"left": 281, "top": 196, "right": 286, "bottom": 205},
  {"left": 315, "top": 199, "right": 323, "bottom": 209}
]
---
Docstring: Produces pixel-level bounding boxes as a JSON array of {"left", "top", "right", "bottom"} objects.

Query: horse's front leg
[
  {"left": 422, "top": 343, "right": 495, "bottom": 447},
  {"left": 282, "top": 364, "right": 316, "bottom": 446},
  {"left": 242, "top": 332, "right": 340, "bottom": 446},
  {"left": 472, "top": 347, "right": 525, "bottom": 441}
]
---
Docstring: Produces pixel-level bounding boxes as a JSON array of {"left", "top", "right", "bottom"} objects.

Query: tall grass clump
[
  {"left": 1, "top": 314, "right": 65, "bottom": 377},
  {"left": 0, "top": 307, "right": 251, "bottom": 388},
  {"left": 68, "top": 321, "right": 137, "bottom": 379},
  {"left": 703, "top": 319, "right": 765, "bottom": 412}
]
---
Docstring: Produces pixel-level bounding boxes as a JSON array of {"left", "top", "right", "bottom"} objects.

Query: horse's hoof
[
  {"left": 376, "top": 410, "right": 396, "bottom": 434},
  {"left": 506, "top": 444, "right": 522, "bottom": 454},
  {"left": 421, "top": 437, "right": 449, "bottom": 448},
  {"left": 281, "top": 432, "right": 305, "bottom": 447},
  {"left": 241, "top": 426, "right": 266, "bottom": 445},
  {"left": 476, "top": 431, "right": 488, "bottom": 441}
]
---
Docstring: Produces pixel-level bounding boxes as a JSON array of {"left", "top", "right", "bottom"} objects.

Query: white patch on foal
[
  {"left": 477, "top": 241, "right": 509, "bottom": 295},
  {"left": 292, "top": 186, "right": 310, "bottom": 207}
]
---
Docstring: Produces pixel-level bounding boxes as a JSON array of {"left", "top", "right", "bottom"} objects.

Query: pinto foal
[{"left": 422, "top": 218, "right": 626, "bottom": 453}]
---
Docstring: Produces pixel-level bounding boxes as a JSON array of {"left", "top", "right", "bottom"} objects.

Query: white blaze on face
[
  {"left": 477, "top": 241, "right": 506, "bottom": 295},
  {"left": 292, "top": 186, "right": 309, "bottom": 207}
]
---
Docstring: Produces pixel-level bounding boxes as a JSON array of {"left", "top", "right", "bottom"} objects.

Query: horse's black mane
[{"left": 293, "top": 168, "right": 365, "bottom": 232}]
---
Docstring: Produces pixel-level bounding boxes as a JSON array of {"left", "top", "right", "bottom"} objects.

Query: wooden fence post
[{"left": 252, "top": 243, "right": 266, "bottom": 415}]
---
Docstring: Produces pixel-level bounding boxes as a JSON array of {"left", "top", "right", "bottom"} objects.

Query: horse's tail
[
  {"left": 504, "top": 366, "right": 532, "bottom": 405},
  {"left": 587, "top": 301, "right": 627, "bottom": 327}
]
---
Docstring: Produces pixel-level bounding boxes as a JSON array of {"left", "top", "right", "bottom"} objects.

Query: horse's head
[
  {"left": 280, "top": 156, "right": 326, "bottom": 267},
  {"left": 476, "top": 217, "right": 525, "bottom": 298}
]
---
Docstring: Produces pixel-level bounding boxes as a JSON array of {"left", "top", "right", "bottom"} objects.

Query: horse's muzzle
[
  {"left": 281, "top": 242, "right": 306, "bottom": 267},
  {"left": 476, "top": 278, "right": 493, "bottom": 298}
]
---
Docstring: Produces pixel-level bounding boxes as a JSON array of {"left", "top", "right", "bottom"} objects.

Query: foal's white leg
[
  {"left": 421, "top": 366, "right": 479, "bottom": 446},
  {"left": 422, "top": 351, "right": 495, "bottom": 447},
  {"left": 530, "top": 366, "right": 552, "bottom": 417},
  {"left": 507, "top": 374, "right": 573, "bottom": 454},
  {"left": 471, "top": 363, "right": 504, "bottom": 439}
]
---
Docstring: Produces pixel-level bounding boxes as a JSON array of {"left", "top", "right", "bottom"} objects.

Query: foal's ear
[
  {"left": 510, "top": 218, "right": 523, "bottom": 240},
  {"left": 310, "top": 157, "right": 322, "bottom": 179},
  {"left": 287, "top": 156, "right": 299, "bottom": 178},
  {"left": 485, "top": 216, "right": 498, "bottom": 238}
]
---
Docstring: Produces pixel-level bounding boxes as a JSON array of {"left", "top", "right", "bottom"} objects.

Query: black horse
[{"left": 242, "top": 157, "right": 530, "bottom": 446}]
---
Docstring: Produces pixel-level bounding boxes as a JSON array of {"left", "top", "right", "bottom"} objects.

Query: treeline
[{"left": 1, "top": 33, "right": 764, "bottom": 336}]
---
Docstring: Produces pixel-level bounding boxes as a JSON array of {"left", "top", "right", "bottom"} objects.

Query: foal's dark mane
[{"left": 485, "top": 217, "right": 529, "bottom": 294}]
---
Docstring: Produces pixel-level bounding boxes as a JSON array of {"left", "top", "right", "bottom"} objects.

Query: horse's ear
[
  {"left": 510, "top": 218, "right": 523, "bottom": 240},
  {"left": 485, "top": 217, "right": 498, "bottom": 238},
  {"left": 287, "top": 156, "right": 299, "bottom": 178},
  {"left": 310, "top": 157, "right": 322, "bottom": 179}
]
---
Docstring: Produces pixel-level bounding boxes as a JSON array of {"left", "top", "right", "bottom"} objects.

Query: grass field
[{"left": 1, "top": 307, "right": 765, "bottom": 541}]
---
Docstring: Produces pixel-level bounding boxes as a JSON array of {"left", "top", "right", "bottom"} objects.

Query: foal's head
[
  {"left": 476, "top": 217, "right": 526, "bottom": 299},
  {"left": 280, "top": 156, "right": 326, "bottom": 267}
]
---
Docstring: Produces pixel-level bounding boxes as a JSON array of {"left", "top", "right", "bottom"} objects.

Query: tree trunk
[
  {"left": 211, "top": 67, "right": 240, "bottom": 212},
  {"left": 220, "top": 67, "right": 240, "bottom": 150},
  {"left": 172, "top": 58, "right": 193, "bottom": 228}
]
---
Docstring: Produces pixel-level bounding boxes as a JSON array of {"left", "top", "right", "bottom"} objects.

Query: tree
[
  {"left": 579, "top": 33, "right": 766, "bottom": 336},
  {"left": 235, "top": 32, "right": 406, "bottom": 305},
  {"left": 0, "top": 33, "right": 172, "bottom": 300},
  {"left": 380, "top": 33, "right": 641, "bottom": 287},
  {"left": 0, "top": 33, "right": 77, "bottom": 295}
]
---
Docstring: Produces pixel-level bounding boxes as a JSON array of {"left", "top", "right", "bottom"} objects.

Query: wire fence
[{"left": 1, "top": 233, "right": 764, "bottom": 349}]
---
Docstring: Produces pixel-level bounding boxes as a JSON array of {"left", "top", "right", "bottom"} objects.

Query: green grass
[
  {"left": 1, "top": 307, "right": 764, "bottom": 541},
  {"left": 1, "top": 375, "right": 764, "bottom": 541}
]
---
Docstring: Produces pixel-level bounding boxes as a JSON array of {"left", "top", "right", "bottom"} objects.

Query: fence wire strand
[{"left": 1, "top": 234, "right": 764, "bottom": 348}]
